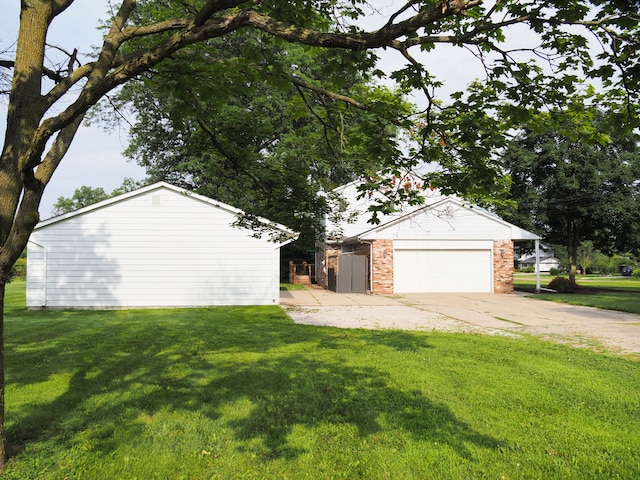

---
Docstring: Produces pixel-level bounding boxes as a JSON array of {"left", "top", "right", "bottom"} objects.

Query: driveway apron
[{"left": 281, "top": 288, "right": 640, "bottom": 356}]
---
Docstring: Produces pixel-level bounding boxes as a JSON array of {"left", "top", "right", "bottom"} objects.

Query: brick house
[{"left": 317, "top": 181, "right": 539, "bottom": 295}]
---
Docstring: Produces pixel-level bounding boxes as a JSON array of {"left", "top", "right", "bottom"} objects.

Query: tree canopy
[
  {"left": 51, "top": 185, "right": 110, "bottom": 216},
  {"left": 111, "top": 30, "right": 410, "bottom": 253},
  {"left": 51, "top": 178, "right": 144, "bottom": 216},
  {"left": 498, "top": 107, "right": 640, "bottom": 280},
  {"left": 1, "top": 0, "right": 639, "bottom": 469}
]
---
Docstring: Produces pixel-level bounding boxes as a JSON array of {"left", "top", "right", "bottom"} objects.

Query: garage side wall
[
  {"left": 27, "top": 188, "right": 283, "bottom": 308},
  {"left": 493, "top": 240, "right": 514, "bottom": 293},
  {"left": 371, "top": 240, "right": 394, "bottom": 295}
]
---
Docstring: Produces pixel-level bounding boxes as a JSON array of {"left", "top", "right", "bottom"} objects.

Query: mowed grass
[
  {"left": 515, "top": 274, "right": 640, "bottom": 314},
  {"left": 3, "top": 281, "right": 640, "bottom": 479},
  {"left": 279, "top": 283, "right": 308, "bottom": 291}
]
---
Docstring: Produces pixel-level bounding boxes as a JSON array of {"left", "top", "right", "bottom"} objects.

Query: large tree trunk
[
  {"left": 567, "top": 217, "right": 580, "bottom": 283},
  {"left": 0, "top": 2, "right": 53, "bottom": 469},
  {"left": 0, "top": 3, "right": 48, "bottom": 239}
]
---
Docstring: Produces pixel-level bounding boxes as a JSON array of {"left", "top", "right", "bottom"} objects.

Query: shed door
[
  {"left": 394, "top": 249, "right": 492, "bottom": 293},
  {"left": 337, "top": 254, "right": 367, "bottom": 293}
]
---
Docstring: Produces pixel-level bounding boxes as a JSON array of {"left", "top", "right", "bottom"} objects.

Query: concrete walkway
[
  {"left": 280, "top": 287, "right": 640, "bottom": 356},
  {"left": 280, "top": 287, "right": 401, "bottom": 306}
]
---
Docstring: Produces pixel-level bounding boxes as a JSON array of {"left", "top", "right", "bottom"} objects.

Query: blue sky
[{"left": 0, "top": 2, "right": 146, "bottom": 218}]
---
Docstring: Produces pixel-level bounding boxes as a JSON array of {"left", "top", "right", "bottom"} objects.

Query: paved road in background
[{"left": 280, "top": 288, "right": 640, "bottom": 356}]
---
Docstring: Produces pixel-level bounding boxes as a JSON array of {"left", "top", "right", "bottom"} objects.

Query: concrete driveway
[{"left": 280, "top": 288, "right": 640, "bottom": 356}]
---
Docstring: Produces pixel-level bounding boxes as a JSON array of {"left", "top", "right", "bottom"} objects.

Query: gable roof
[
  {"left": 325, "top": 177, "right": 446, "bottom": 240},
  {"left": 353, "top": 196, "right": 539, "bottom": 241},
  {"left": 327, "top": 178, "right": 539, "bottom": 242},
  {"left": 36, "top": 181, "right": 298, "bottom": 244}
]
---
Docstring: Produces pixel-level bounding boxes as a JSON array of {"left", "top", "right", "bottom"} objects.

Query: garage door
[{"left": 394, "top": 249, "right": 492, "bottom": 293}]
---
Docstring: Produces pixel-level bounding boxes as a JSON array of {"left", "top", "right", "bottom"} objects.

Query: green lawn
[
  {"left": 3, "top": 281, "right": 640, "bottom": 479},
  {"left": 280, "top": 283, "right": 308, "bottom": 291},
  {"left": 515, "top": 273, "right": 640, "bottom": 315},
  {"left": 515, "top": 273, "right": 640, "bottom": 291}
]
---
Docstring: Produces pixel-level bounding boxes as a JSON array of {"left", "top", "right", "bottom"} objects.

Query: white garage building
[{"left": 27, "top": 182, "right": 297, "bottom": 308}]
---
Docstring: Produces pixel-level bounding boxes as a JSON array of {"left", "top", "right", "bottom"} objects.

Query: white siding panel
[
  {"left": 27, "top": 186, "right": 285, "bottom": 308},
  {"left": 371, "top": 204, "right": 512, "bottom": 241}
]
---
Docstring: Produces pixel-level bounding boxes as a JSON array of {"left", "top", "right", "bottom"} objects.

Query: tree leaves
[
  {"left": 114, "top": 31, "right": 411, "bottom": 249},
  {"left": 3, "top": 0, "right": 640, "bottom": 270},
  {"left": 498, "top": 107, "right": 640, "bottom": 276}
]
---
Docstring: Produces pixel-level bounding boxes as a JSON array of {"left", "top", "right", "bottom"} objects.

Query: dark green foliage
[
  {"left": 115, "top": 31, "right": 409, "bottom": 252},
  {"left": 498, "top": 107, "right": 640, "bottom": 279},
  {"left": 88, "top": 1, "right": 640, "bottom": 245},
  {"left": 52, "top": 179, "right": 145, "bottom": 216},
  {"left": 52, "top": 186, "right": 109, "bottom": 216},
  {"left": 7, "top": 258, "right": 25, "bottom": 282}
]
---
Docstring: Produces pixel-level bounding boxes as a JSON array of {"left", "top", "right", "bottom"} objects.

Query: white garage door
[{"left": 394, "top": 249, "right": 492, "bottom": 293}]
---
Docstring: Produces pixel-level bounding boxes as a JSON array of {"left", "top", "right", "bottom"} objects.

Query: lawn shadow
[
  {"left": 208, "top": 355, "right": 501, "bottom": 459},
  {"left": 313, "top": 328, "right": 433, "bottom": 353},
  {"left": 6, "top": 305, "right": 503, "bottom": 463}
]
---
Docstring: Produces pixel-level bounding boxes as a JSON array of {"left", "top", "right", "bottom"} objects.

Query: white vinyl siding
[
  {"left": 394, "top": 248, "right": 493, "bottom": 293},
  {"left": 27, "top": 184, "right": 291, "bottom": 308},
  {"left": 363, "top": 204, "right": 513, "bottom": 241},
  {"left": 329, "top": 180, "right": 538, "bottom": 242}
]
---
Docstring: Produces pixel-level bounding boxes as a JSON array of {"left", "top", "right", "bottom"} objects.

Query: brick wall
[
  {"left": 318, "top": 244, "right": 342, "bottom": 289},
  {"left": 493, "top": 240, "right": 514, "bottom": 293},
  {"left": 353, "top": 243, "right": 370, "bottom": 255},
  {"left": 371, "top": 240, "right": 394, "bottom": 295},
  {"left": 323, "top": 239, "right": 514, "bottom": 295}
]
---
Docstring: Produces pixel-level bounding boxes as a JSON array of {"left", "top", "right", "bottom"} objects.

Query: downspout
[
  {"left": 535, "top": 238, "right": 541, "bottom": 294},
  {"left": 358, "top": 239, "right": 374, "bottom": 294}
]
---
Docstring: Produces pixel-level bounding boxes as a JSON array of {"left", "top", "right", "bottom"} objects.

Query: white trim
[
  {"left": 535, "top": 239, "right": 541, "bottom": 293},
  {"left": 27, "top": 240, "right": 47, "bottom": 306},
  {"left": 394, "top": 239, "right": 494, "bottom": 250}
]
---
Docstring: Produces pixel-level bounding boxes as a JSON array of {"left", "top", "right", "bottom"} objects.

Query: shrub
[
  {"left": 547, "top": 276, "right": 581, "bottom": 293},
  {"left": 9, "top": 257, "right": 27, "bottom": 282},
  {"left": 633, "top": 268, "right": 640, "bottom": 278},
  {"left": 548, "top": 267, "right": 559, "bottom": 276}
]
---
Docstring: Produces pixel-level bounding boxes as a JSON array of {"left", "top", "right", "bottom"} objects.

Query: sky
[
  {"left": 1, "top": 2, "right": 147, "bottom": 217},
  {"left": 0, "top": 1, "right": 486, "bottom": 218}
]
